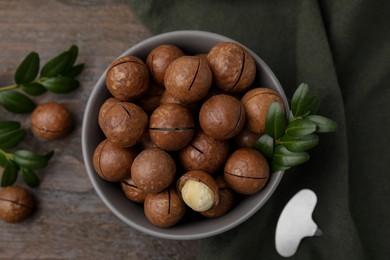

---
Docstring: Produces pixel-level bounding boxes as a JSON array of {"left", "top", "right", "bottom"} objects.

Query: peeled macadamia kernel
[
  {"left": 100, "top": 101, "right": 148, "bottom": 148},
  {"left": 181, "top": 179, "right": 215, "bottom": 212},
  {"left": 146, "top": 44, "right": 184, "bottom": 86},
  {"left": 131, "top": 148, "right": 176, "bottom": 193},
  {"left": 149, "top": 104, "right": 195, "bottom": 151},
  {"left": 199, "top": 94, "right": 245, "bottom": 140},
  {"left": 106, "top": 55, "right": 150, "bottom": 101},
  {"left": 164, "top": 56, "right": 212, "bottom": 103},
  {"left": 121, "top": 178, "right": 147, "bottom": 203},
  {"left": 93, "top": 139, "right": 137, "bottom": 182},
  {"left": 144, "top": 187, "right": 186, "bottom": 228},
  {"left": 0, "top": 186, "right": 34, "bottom": 223},
  {"left": 177, "top": 170, "right": 219, "bottom": 212},
  {"left": 31, "top": 102, "right": 72, "bottom": 140},
  {"left": 201, "top": 176, "right": 234, "bottom": 218},
  {"left": 241, "top": 88, "right": 285, "bottom": 134},
  {"left": 179, "top": 130, "right": 229, "bottom": 174},
  {"left": 224, "top": 148, "right": 270, "bottom": 195},
  {"left": 207, "top": 42, "right": 256, "bottom": 93}
]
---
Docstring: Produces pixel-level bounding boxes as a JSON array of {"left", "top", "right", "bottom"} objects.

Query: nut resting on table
[{"left": 93, "top": 42, "right": 285, "bottom": 228}]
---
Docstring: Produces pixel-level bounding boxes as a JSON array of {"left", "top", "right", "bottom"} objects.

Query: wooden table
[{"left": 0, "top": 1, "right": 198, "bottom": 258}]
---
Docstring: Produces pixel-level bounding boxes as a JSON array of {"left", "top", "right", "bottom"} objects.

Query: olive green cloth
[{"left": 126, "top": 0, "right": 390, "bottom": 259}]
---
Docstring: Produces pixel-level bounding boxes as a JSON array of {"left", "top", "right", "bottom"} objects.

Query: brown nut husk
[
  {"left": 179, "top": 131, "right": 230, "bottom": 174},
  {"left": 31, "top": 102, "right": 72, "bottom": 140},
  {"left": 149, "top": 104, "right": 195, "bottom": 151},
  {"left": 177, "top": 170, "right": 219, "bottom": 212},
  {"left": 199, "top": 94, "right": 245, "bottom": 140},
  {"left": 100, "top": 101, "right": 148, "bottom": 148},
  {"left": 207, "top": 42, "right": 256, "bottom": 93},
  {"left": 134, "top": 83, "right": 164, "bottom": 114},
  {"left": 98, "top": 97, "right": 120, "bottom": 130},
  {"left": 160, "top": 90, "right": 199, "bottom": 114},
  {"left": 224, "top": 148, "right": 270, "bottom": 195},
  {"left": 106, "top": 55, "right": 150, "bottom": 101},
  {"left": 93, "top": 139, "right": 138, "bottom": 182},
  {"left": 121, "top": 178, "right": 147, "bottom": 203},
  {"left": 131, "top": 148, "right": 176, "bottom": 193},
  {"left": 241, "top": 88, "right": 285, "bottom": 134},
  {"left": 0, "top": 186, "right": 34, "bottom": 223},
  {"left": 200, "top": 176, "right": 234, "bottom": 218},
  {"left": 233, "top": 127, "right": 261, "bottom": 148},
  {"left": 144, "top": 187, "right": 186, "bottom": 228},
  {"left": 146, "top": 44, "right": 184, "bottom": 86},
  {"left": 164, "top": 56, "right": 212, "bottom": 103}
]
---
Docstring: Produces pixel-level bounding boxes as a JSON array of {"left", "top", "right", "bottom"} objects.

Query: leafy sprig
[
  {"left": 0, "top": 45, "right": 84, "bottom": 113},
  {"left": 254, "top": 83, "right": 337, "bottom": 172},
  {"left": 0, "top": 121, "right": 54, "bottom": 187}
]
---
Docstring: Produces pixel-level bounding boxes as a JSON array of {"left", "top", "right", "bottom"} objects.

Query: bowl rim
[{"left": 82, "top": 30, "right": 287, "bottom": 240}]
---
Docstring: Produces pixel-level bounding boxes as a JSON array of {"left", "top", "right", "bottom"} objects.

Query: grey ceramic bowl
[{"left": 82, "top": 30, "right": 288, "bottom": 240}]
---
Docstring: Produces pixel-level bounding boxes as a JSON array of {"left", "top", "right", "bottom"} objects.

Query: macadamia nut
[
  {"left": 181, "top": 179, "right": 215, "bottom": 212},
  {"left": 31, "top": 102, "right": 72, "bottom": 140}
]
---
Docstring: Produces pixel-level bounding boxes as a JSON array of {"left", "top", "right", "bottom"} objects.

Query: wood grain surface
[{"left": 0, "top": 0, "right": 198, "bottom": 259}]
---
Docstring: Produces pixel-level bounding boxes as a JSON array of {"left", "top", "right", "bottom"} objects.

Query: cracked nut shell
[
  {"left": 121, "top": 178, "right": 147, "bottom": 203},
  {"left": 164, "top": 56, "right": 212, "bottom": 103},
  {"left": 134, "top": 83, "right": 164, "bottom": 114},
  {"left": 179, "top": 130, "right": 230, "bottom": 174},
  {"left": 93, "top": 139, "right": 138, "bottom": 182},
  {"left": 131, "top": 148, "right": 176, "bottom": 193},
  {"left": 199, "top": 94, "right": 245, "bottom": 140},
  {"left": 149, "top": 104, "right": 195, "bottom": 151},
  {"left": 146, "top": 44, "right": 184, "bottom": 86},
  {"left": 0, "top": 186, "right": 34, "bottom": 223},
  {"left": 224, "top": 148, "right": 270, "bottom": 195},
  {"left": 200, "top": 176, "right": 234, "bottom": 218},
  {"left": 98, "top": 97, "right": 120, "bottom": 130},
  {"left": 99, "top": 101, "right": 148, "bottom": 148},
  {"left": 241, "top": 88, "right": 284, "bottom": 134},
  {"left": 106, "top": 55, "right": 150, "bottom": 101},
  {"left": 144, "top": 187, "right": 186, "bottom": 228},
  {"left": 177, "top": 170, "right": 219, "bottom": 212},
  {"left": 31, "top": 102, "right": 72, "bottom": 140},
  {"left": 207, "top": 42, "right": 256, "bottom": 93}
]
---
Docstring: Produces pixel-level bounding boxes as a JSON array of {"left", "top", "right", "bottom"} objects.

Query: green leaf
[
  {"left": 64, "top": 45, "right": 79, "bottom": 72},
  {"left": 285, "top": 118, "right": 317, "bottom": 136},
  {"left": 21, "top": 168, "right": 40, "bottom": 187},
  {"left": 0, "top": 121, "right": 21, "bottom": 134},
  {"left": 273, "top": 145, "right": 309, "bottom": 167},
  {"left": 254, "top": 134, "right": 274, "bottom": 159},
  {"left": 291, "top": 83, "right": 309, "bottom": 117},
  {"left": 62, "top": 64, "right": 84, "bottom": 78},
  {"left": 0, "top": 91, "right": 36, "bottom": 113},
  {"left": 0, "top": 152, "right": 8, "bottom": 167},
  {"left": 1, "top": 160, "right": 18, "bottom": 187},
  {"left": 41, "top": 76, "right": 79, "bottom": 94},
  {"left": 44, "top": 150, "right": 55, "bottom": 161},
  {"left": 40, "top": 50, "right": 71, "bottom": 77},
  {"left": 13, "top": 150, "right": 54, "bottom": 169},
  {"left": 0, "top": 128, "right": 26, "bottom": 149},
  {"left": 20, "top": 82, "right": 47, "bottom": 96},
  {"left": 280, "top": 134, "right": 319, "bottom": 152},
  {"left": 307, "top": 115, "right": 338, "bottom": 133},
  {"left": 271, "top": 161, "right": 290, "bottom": 172},
  {"left": 307, "top": 96, "right": 320, "bottom": 115},
  {"left": 265, "top": 102, "right": 286, "bottom": 140},
  {"left": 14, "top": 52, "right": 40, "bottom": 85}
]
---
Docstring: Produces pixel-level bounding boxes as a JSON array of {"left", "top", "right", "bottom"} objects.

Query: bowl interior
[{"left": 82, "top": 30, "right": 288, "bottom": 240}]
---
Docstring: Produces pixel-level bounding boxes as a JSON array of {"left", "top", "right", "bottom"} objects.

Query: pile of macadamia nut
[{"left": 94, "top": 42, "right": 285, "bottom": 228}]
